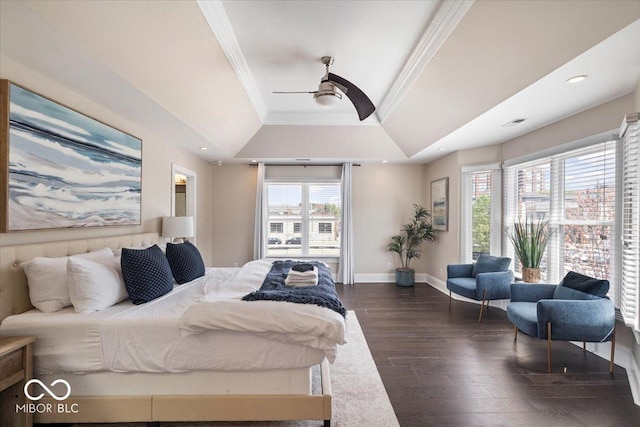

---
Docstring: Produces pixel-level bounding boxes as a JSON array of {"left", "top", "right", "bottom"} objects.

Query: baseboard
[
  {"left": 354, "top": 273, "right": 428, "bottom": 283},
  {"left": 424, "top": 274, "right": 639, "bottom": 406}
]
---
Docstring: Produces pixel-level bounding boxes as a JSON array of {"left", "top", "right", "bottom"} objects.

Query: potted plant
[
  {"left": 505, "top": 217, "right": 552, "bottom": 283},
  {"left": 387, "top": 204, "right": 437, "bottom": 287}
]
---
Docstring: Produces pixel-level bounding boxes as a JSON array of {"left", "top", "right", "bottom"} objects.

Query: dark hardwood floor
[{"left": 336, "top": 283, "right": 640, "bottom": 427}]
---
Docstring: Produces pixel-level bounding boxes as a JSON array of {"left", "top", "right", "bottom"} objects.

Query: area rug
[{"left": 74, "top": 311, "right": 399, "bottom": 427}]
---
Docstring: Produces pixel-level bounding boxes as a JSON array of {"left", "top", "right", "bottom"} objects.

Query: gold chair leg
[
  {"left": 583, "top": 342, "right": 586, "bottom": 352},
  {"left": 610, "top": 326, "right": 616, "bottom": 375},
  {"left": 449, "top": 291, "right": 452, "bottom": 309},
  {"left": 547, "top": 322, "right": 552, "bottom": 373},
  {"left": 478, "top": 289, "right": 487, "bottom": 322},
  {"left": 514, "top": 325, "right": 518, "bottom": 341}
]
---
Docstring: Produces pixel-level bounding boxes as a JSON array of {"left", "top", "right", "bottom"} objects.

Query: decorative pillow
[
  {"left": 67, "top": 257, "right": 128, "bottom": 314},
  {"left": 165, "top": 242, "right": 205, "bottom": 284},
  {"left": 471, "top": 254, "right": 511, "bottom": 278},
  {"left": 112, "top": 242, "right": 166, "bottom": 257},
  {"left": 554, "top": 271, "right": 609, "bottom": 299},
  {"left": 121, "top": 245, "right": 173, "bottom": 304},
  {"left": 21, "top": 247, "right": 114, "bottom": 313}
]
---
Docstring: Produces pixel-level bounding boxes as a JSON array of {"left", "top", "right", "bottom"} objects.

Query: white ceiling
[{"left": 1, "top": 1, "right": 639, "bottom": 164}]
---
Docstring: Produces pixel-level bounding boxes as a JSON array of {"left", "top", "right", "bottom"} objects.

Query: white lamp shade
[{"left": 162, "top": 216, "right": 194, "bottom": 239}]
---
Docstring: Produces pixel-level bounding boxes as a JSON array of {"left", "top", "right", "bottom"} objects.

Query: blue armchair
[
  {"left": 507, "top": 271, "right": 616, "bottom": 373},
  {"left": 447, "top": 255, "right": 513, "bottom": 322}
]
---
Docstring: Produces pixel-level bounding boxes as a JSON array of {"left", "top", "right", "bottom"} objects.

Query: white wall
[{"left": 0, "top": 56, "right": 214, "bottom": 264}]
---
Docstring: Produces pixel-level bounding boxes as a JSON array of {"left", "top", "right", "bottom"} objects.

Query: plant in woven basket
[{"left": 505, "top": 217, "right": 552, "bottom": 283}]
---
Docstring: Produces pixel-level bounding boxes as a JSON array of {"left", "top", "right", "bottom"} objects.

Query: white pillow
[
  {"left": 112, "top": 242, "right": 165, "bottom": 257},
  {"left": 21, "top": 247, "right": 114, "bottom": 313},
  {"left": 67, "top": 257, "right": 128, "bottom": 314}
]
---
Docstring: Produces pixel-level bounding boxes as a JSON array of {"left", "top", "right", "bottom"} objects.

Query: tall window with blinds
[
  {"left": 460, "top": 165, "right": 502, "bottom": 263},
  {"left": 265, "top": 182, "right": 341, "bottom": 258},
  {"left": 620, "top": 113, "right": 640, "bottom": 333},
  {"left": 504, "top": 140, "right": 617, "bottom": 286}
]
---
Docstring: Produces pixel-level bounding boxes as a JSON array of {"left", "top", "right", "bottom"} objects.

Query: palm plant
[
  {"left": 387, "top": 204, "right": 437, "bottom": 270},
  {"left": 505, "top": 217, "right": 552, "bottom": 269}
]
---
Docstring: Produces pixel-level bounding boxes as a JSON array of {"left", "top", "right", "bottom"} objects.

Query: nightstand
[{"left": 0, "top": 336, "right": 36, "bottom": 427}]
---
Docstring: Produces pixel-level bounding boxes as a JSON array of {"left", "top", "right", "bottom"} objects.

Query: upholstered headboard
[{"left": 0, "top": 232, "right": 159, "bottom": 324}]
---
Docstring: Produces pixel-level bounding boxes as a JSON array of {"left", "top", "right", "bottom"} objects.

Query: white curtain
[
  {"left": 338, "top": 162, "right": 354, "bottom": 284},
  {"left": 253, "top": 162, "right": 266, "bottom": 260}
]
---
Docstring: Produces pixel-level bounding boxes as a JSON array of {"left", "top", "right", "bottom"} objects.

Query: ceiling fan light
[{"left": 314, "top": 92, "right": 342, "bottom": 108}]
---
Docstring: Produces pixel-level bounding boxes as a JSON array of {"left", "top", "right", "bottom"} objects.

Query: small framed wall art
[
  {"left": 431, "top": 177, "right": 448, "bottom": 231},
  {"left": 0, "top": 80, "right": 142, "bottom": 232}
]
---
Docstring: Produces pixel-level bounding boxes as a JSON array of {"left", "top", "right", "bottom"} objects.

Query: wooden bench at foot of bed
[{"left": 34, "top": 360, "right": 332, "bottom": 425}]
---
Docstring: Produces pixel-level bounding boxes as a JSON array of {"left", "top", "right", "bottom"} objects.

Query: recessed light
[
  {"left": 439, "top": 147, "right": 446, "bottom": 151},
  {"left": 199, "top": 146, "right": 208, "bottom": 150},
  {"left": 566, "top": 75, "right": 588, "bottom": 84},
  {"left": 382, "top": 160, "right": 388, "bottom": 163}
]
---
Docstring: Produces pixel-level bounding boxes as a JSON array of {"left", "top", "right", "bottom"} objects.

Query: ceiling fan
[{"left": 273, "top": 56, "right": 376, "bottom": 121}]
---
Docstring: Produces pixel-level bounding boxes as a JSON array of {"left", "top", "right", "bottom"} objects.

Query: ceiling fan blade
[
  {"left": 328, "top": 73, "right": 375, "bottom": 121},
  {"left": 273, "top": 91, "right": 316, "bottom": 94}
]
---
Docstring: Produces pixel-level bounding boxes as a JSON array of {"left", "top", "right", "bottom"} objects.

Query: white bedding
[
  {"left": 1, "top": 261, "right": 347, "bottom": 374},
  {"left": 180, "top": 259, "right": 347, "bottom": 362},
  {"left": 0, "top": 265, "right": 344, "bottom": 374}
]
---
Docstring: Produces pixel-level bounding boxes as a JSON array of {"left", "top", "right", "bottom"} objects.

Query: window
[
  {"left": 265, "top": 181, "right": 341, "bottom": 258},
  {"left": 461, "top": 164, "right": 502, "bottom": 262},
  {"left": 270, "top": 223, "right": 283, "bottom": 233},
  {"left": 620, "top": 114, "right": 639, "bottom": 333},
  {"left": 319, "top": 223, "right": 332, "bottom": 233},
  {"left": 504, "top": 140, "right": 617, "bottom": 286}
]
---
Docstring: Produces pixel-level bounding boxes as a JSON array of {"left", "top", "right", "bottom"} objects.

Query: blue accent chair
[
  {"left": 507, "top": 271, "right": 616, "bottom": 373},
  {"left": 447, "top": 254, "right": 513, "bottom": 322}
]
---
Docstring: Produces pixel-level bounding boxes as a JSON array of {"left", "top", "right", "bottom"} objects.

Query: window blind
[
  {"left": 265, "top": 181, "right": 341, "bottom": 258},
  {"left": 504, "top": 140, "right": 616, "bottom": 285},
  {"left": 620, "top": 114, "right": 640, "bottom": 332},
  {"left": 503, "top": 158, "right": 552, "bottom": 280},
  {"left": 460, "top": 165, "right": 502, "bottom": 263}
]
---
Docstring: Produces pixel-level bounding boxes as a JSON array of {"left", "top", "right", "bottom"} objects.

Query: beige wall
[
  {"left": 210, "top": 164, "right": 257, "bottom": 267},
  {"left": 353, "top": 163, "right": 427, "bottom": 274},
  {"left": 209, "top": 163, "right": 430, "bottom": 275},
  {"left": 422, "top": 152, "right": 459, "bottom": 281},
  {"left": 0, "top": 56, "right": 214, "bottom": 264},
  {"left": 502, "top": 94, "right": 634, "bottom": 161}
]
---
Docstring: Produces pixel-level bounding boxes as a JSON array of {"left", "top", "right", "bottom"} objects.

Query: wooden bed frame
[{"left": 0, "top": 233, "right": 332, "bottom": 426}]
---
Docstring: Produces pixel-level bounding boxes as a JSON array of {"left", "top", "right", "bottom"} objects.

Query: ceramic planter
[{"left": 395, "top": 268, "right": 415, "bottom": 287}]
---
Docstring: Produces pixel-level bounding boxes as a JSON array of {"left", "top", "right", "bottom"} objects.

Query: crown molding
[
  {"left": 377, "top": 0, "right": 474, "bottom": 122},
  {"left": 264, "top": 111, "right": 381, "bottom": 126},
  {"left": 196, "top": 0, "right": 267, "bottom": 122}
]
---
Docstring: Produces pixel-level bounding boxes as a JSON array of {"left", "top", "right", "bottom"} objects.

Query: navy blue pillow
[
  {"left": 121, "top": 245, "right": 173, "bottom": 304},
  {"left": 471, "top": 254, "right": 511, "bottom": 277},
  {"left": 556, "top": 271, "right": 609, "bottom": 297},
  {"left": 166, "top": 242, "right": 205, "bottom": 284}
]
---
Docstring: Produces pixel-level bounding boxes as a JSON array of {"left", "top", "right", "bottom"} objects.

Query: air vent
[
  {"left": 502, "top": 118, "right": 528, "bottom": 127},
  {"left": 295, "top": 158, "right": 312, "bottom": 162}
]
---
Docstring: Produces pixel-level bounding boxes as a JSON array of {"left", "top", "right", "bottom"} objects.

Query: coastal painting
[
  {"left": 0, "top": 81, "right": 141, "bottom": 232},
  {"left": 431, "top": 177, "right": 448, "bottom": 231}
]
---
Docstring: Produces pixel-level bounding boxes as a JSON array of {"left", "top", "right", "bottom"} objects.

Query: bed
[{"left": 0, "top": 232, "right": 345, "bottom": 426}]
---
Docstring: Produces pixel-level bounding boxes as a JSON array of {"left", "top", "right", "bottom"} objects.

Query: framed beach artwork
[
  {"left": 0, "top": 80, "right": 142, "bottom": 232},
  {"left": 431, "top": 177, "right": 448, "bottom": 231}
]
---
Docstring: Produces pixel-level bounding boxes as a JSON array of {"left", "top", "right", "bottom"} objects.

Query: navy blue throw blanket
[{"left": 242, "top": 260, "right": 347, "bottom": 317}]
